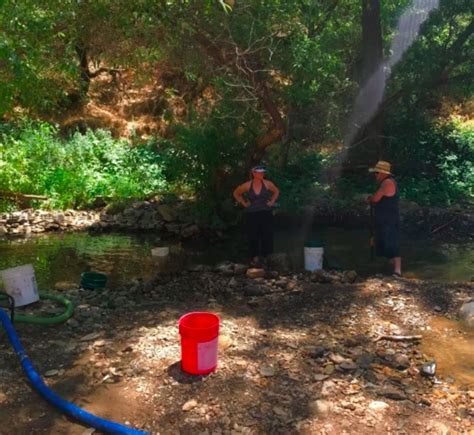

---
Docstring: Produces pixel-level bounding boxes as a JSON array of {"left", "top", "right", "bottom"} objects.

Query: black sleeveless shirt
[
  {"left": 245, "top": 180, "right": 272, "bottom": 213},
  {"left": 374, "top": 176, "right": 400, "bottom": 225}
]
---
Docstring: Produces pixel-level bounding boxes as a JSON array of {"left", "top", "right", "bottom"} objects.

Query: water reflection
[{"left": 0, "top": 228, "right": 472, "bottom": 292}]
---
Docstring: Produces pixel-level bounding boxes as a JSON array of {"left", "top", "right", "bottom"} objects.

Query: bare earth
[{"left": 1, "top": 267, "right": 473, "bottom": 435}]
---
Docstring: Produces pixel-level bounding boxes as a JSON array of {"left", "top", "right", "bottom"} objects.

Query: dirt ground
[{"left": 0, "top": 266, "right": 473, "bottom": 435}]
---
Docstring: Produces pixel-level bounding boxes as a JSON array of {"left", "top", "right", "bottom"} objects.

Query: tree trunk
[{"left": 346, "top": 0, "right": 385, "bottom": 165}]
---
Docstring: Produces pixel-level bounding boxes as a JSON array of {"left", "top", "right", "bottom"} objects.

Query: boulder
[{"left": 459, "top": 301, "right": 474, "bottom": 329}]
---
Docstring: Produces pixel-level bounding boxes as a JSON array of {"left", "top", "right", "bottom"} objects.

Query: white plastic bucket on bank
[
  {"left": 304, "top": 241, "right": 324, "bottom": 272},
  {"left": 151, "top": 246, "right": 170, "bottom": 257},
  {"left": 0, "top": 264, "right": 39, "bottom": 307}
]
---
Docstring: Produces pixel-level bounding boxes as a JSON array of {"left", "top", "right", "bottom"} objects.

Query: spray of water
[{"left": 344, "top": 0, "right": 440, "bottom": 147}]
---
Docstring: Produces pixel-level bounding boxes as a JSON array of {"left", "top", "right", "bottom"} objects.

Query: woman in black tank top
[{"left": 233, "top": 166, "right": 280, "bottom": 266}]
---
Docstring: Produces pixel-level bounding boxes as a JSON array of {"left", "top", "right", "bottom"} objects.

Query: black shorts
[{"left": 375, "top": 223, "right": 400, "bottom": 259}]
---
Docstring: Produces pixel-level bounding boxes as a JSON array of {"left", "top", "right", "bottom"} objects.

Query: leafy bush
[{"left": 0, "top": 120, "right": 169, "bottom": 210}]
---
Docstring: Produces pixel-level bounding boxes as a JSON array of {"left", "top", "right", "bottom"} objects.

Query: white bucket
[
  {"left": 304, "top": 247, "right": 324, "bottom": 272},
  {"left": 0, "top": 264, "right": 39, "bottom": 307},
  {"left": 151, "top": 247, "right": 170, "bottom": 257}
]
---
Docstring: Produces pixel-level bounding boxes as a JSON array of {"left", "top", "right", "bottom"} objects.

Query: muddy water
[
  {"left": 422, "top": 317, "right": 474, "bottom": 388},
  {"left": 0, "top": 228, "right": 472, "bottom": 290}
]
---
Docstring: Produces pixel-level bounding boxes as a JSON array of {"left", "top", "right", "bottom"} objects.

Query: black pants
[
  {"left": 246, "top": 210, "right": 274, "bottom": 258},
  {"left": 375, "top": 222, "right": 400, "bottom": 259}
]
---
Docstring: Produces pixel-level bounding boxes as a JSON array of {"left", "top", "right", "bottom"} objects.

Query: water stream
[{"left": 0, "top": 228, "right": 472, "bottom": 289}]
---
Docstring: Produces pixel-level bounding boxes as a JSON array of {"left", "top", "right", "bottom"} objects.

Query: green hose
[{"left": 0, "top": 293, "right": 74, "bottom": 325}]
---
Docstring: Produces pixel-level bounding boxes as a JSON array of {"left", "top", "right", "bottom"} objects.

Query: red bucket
[{"left": 179, "top": 312, "right": 220, "bottom": 375}]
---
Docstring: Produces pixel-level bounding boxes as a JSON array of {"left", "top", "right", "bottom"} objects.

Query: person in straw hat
[{"left": 366, "top": 160, "right": 402, "bottom": 276}]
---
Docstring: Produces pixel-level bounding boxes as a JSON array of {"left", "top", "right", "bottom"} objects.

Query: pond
[{"left": 0, "top": 226, "right": 472, "bottom": 291}]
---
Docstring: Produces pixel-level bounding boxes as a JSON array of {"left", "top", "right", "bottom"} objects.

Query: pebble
[
  {"left": 80, "top": 332, "right": 102, "bottom": 342},
  {"left": 218, "top": 335, "right": 233, "bottom": 351},
  {"left": 260, "top": 365, "right": 275, "bottom": 377},
  {"left": 44, "top": 369, "right": 59, "bottom": 377},
  {"left": 309, "top": 399, "right": 333, "bottom": 416},
  {"left": 368, "top": 401, "right": 389, "bottom": 412},
  {"left": 246, "top": 268, "right": 265, "bottom": 279},
  {"left": 182, "top": 399, "right": 198, "bottom": 411}
]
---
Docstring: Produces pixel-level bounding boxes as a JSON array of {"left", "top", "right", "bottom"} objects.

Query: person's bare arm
[
  {"left": 368, "top": 179, "right": 396, "bottom": 203},
  {"left": 264, "top": 181, "right": 280, "bottom": 206},
  {"left": 233, "top": 182, "right": 251, "bottom": 207}
]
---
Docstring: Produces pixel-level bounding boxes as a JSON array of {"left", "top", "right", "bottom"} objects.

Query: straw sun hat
[{"left": 369, "top": 160, "right": 392, "bottom": 175}]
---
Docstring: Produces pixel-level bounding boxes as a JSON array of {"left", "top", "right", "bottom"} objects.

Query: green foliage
[
  {"left": 392, "top": 120, "right": 474, "bottom": 205},
  {"left": 0, "top": 121, "right": 169, "bottom": 210}
]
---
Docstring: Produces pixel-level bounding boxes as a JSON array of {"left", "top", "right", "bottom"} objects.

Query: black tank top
[
  {"left": 374, "top": 176, "right": 400, "bottom": 224},
  {"left": 246, "top": 180, "right": 272, "bottom": 213}
]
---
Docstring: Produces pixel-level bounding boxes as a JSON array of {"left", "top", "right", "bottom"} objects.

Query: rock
[
  {"left": 339, "top": 360, "right": 358, "bottom": 371},
  {"left": 323, "top": 364, "right": 335, "bottom": 375},
  {"left": 430, "top": 421, "right": 454, "bottom": 435},
  {"left": 243, "top": 285, "right": 266, "bottom": 296},
  {"left": 54, "top": 281, "right": 79, "bottom": 291},
  {"left": 321, "top": 380, "right": 337, "bottom": 397},
  {"left": 260, "top": 365, "right": 276, "bottom": 377},
  {"left": 157, "top": 205, "right": 175, "bottom": 222},
  {"left": 0, "top": 392, "right": 6, "bottom": 404},
  {"left": 266, "top": 253, "right": 291, "bottom": 272},
  {"left": 309, "top": 399, "right": 333, "bottom": 416},
  {"left": 421, "top": 361, "right": 437, "bottom": 377},
  {"left": 182, "top": 399, "right": 198, "bottom": 411},
  {"left": 377, "top": 387, "right": 407, "bottom": 401},
  {"left": 328, "top": 353, "right": 345, "bottom": 364},
  {"left": 308, "top": 346, "right": 328, "bottom": 359},
  {"left": 273, "top": 406, "right": 288, "bottom": 417},
  {"left": 219, "top": 335, "right": 233, "bottom": 351},
  {"left": 391, "top": 352, "right": 411, "bottom": 370},
  {"left": 313, "top": 374, "right": 329, "bottom": 381},
  {"left": 368, "top": 401, "right": 389, "bottom": 412},
  {"left": 0, "top": 225, "right": 8, "bottom": 235},
  {"left": 181, "top": 224, "right": 200, "bottom": 239},
  {"left": 233, "top": 264, "right": 247, "bottom": 275},
  {"left": 343, "top": 270, "right": 358, "bottom": 283},
  {"left": 356, "top": 353, "right": 374, "bottom": 369},
  {"left": 45, "top": 369, "right": 60, "bottom": 377},
  {"left": 80, "top": 332, "right": 102, "bottom": 342},
  {"left": 460, "top": 301, "right": 474, "bottom": 329},
  {"left": 246, "top": 268, "right": 265, "bottom": 279}
]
